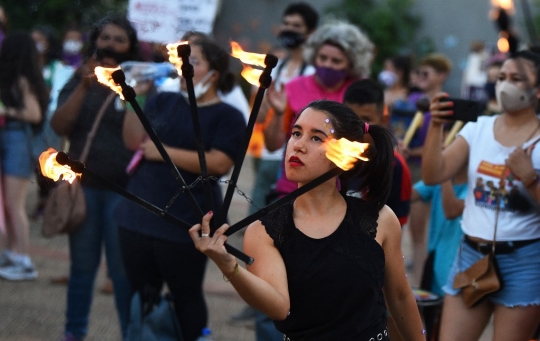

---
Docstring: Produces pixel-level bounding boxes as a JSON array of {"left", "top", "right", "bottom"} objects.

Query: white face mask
[
  {"left": 63, "top": 40, "right": 83, "bottom": 54},
  {"left": 35, "top": 42, "right": 46, "bottom": 54},
  {"left": 496, "top": 80, "right": 537, "bottom": 112},
  {"left": 378, "top": 70, "right": 398, "bottom": 88},
  {"left": 180, "top": 70, "right": 215, "bottom": 100}
]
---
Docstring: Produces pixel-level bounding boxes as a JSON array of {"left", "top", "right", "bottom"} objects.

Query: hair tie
[{"left": 364, "top": 122, "right": 369, "bottom": 134}]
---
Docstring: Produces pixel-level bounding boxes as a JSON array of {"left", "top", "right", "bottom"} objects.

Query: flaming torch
[
  {"left": 95, "top": 67, "right": 124, "bottom": 99},
  {"left": 224, "top": 138, "right": 369, "bottom": 236},
  {"left": 219, "top": 41, "right": 278, "bottom": 225},
  {"left": 38, "top": 150, "right": 253, "bottom": 264},
  {"left": 166, "top": 41, "right": 188, "bottom": 76},
  {"left": 490, "top": 0, "right": 520, "bottom": 54}
]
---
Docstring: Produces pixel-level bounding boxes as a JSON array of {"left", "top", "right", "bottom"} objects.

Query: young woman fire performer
[{"left": 190, "top": 100, "right": 425, "bottom": 340}]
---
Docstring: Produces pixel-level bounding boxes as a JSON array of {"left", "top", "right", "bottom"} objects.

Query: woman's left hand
[
  {"left": 140, "top": 139, "right": 163, "bottom": 161},
  {"left": 506, "top": 145, "right": 536, "bottom": 182}
]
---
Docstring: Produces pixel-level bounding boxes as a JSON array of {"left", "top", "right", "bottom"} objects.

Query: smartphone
[{"left": 439, "top": 97, "right": 482, "bottom": 122}]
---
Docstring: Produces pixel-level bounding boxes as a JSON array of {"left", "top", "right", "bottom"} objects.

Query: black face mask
[
  {"left": 95, "top": 47, "right": 131, "bottom": 65},
  {"left": 277, "top": 30, "right": 305, "bottom": 49}
]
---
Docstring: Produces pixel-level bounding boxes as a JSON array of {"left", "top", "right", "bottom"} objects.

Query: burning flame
[
  {"left": 166, "top": 41, "right": 188, "bottom": 76},
  {"left": 498, "top": 35, "right": 510, "bottom": 53},
  {"left": 324, "top": 138, "right": 369, "bottom": 171},
  {"left": 491, "top": 0, "right": 514, "bottom": 12},
  {"left": 241, "top": 65, "right": 263, "bottom": 86},
  {"left": 230, "top": 41, "right": 266, "bottom": 68},
  {"left": 39, "top": 148, "right": 80, "bottom": 184},
  {"left": 95, "top": 66, "right": 123, "bottom": 99}
]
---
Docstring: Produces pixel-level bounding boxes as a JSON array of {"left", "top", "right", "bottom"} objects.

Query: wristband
[{"left": 223, "top": 261, "right": 239, "bottom": 282}]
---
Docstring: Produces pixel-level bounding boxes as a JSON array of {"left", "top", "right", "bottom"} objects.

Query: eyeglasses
[{"left": 416, "top": 70, "right": 430, "bottom": 78}]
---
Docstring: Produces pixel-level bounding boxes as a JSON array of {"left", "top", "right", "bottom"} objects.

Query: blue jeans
[{"left": 65, "top": 186, "right": 130, "bottom": 339}]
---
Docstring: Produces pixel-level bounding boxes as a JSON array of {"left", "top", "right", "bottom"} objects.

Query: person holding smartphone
[{"left": 423, "top": 49, "right": 540, "bottom": 341}]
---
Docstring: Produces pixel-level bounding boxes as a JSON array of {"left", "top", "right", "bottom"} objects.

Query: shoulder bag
[
  {"left": 42, "top": 93, "right": 116, "bottom": 237},
  {"left": 452, "top": 181, "right": 503, "bottom": 308}
]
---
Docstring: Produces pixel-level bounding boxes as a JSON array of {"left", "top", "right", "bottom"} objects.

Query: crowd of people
[{"left": 0, "top": 1, "right": 539, "bottom": 341}]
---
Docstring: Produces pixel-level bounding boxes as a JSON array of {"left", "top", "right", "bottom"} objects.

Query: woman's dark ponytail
[{"left": 350, "top": 124, "right": 395, "bottom": 210}]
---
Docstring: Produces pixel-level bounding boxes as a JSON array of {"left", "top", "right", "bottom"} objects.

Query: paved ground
[{"left": 0, "top": 155, "right": 492, "bottom": 341}]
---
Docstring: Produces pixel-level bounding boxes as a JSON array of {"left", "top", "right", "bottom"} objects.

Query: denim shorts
[
  {"left": 443, "top": 237, "right": 540, "bottom": 307},
  {"left": 0, "top": 128, "right": 35, "bottom": 179}
]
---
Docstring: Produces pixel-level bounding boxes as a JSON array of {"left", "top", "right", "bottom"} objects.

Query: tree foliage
[
  {"left": 3, "top": 0, "right": 128, "bottom": 34},
  {"left": 326, "top": 0, "right": 432, "bottom": 73}
]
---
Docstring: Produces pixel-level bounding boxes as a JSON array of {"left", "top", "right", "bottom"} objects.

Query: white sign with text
[{"left": 128, "top": 0, "right": 220, "bottom": 43}]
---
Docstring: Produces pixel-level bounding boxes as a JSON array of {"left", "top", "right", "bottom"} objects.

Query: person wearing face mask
[
  {"left": 378, "top": 55, "right": 412, "bottom": 112},
  {"left": 51, "top": 15, "right": 140, "bottom": 341},
  {"left": 117, "top": 39, "right": 246, "bottom": 341},
  {"left": 423, "top": 49, "right": 540, "bottom": 341},
  {"left": 62, "top": 27, "right": 85, "bottom": 68},
  {"left": 265, "top": 20, "right": 374, "bottom": 198}
]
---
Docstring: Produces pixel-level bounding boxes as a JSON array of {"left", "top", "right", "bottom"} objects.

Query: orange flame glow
[
  {"left": 498, "top": 37, "right": 510, "bottom": 53},
  {"left": 230, "top": 41, "right": 266, "bottom": 68},
  {"left": 39, "top": 148, "right": 80, "bottom": 184},
  {"left": 241, "top": 65, "right": 263, "bottom": 86},
  {"left": 491, "top": 0, "right": 514, "bottom": 12},
  {"left": 95, "top": 66, "right": 123, "bottom": 99},
  {"left": 166, "top": 41, "right": 188, "bottom": 76},
  {"left": 324, "top": 138, "right": 369, "bottom": 171}
]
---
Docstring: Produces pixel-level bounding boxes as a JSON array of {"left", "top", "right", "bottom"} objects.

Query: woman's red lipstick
[{"left": 289, "top": 156, "right": 304, "bottom": 167}]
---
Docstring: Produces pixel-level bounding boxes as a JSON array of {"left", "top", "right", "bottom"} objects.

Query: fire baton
[
  {"left": 111, "top": 69, "right": 204, "bottom": 216},
  {"left": 224, "top": 167, "right": 342, "bottom": 236},
  {"left": 177, "top": 44, "right": 216, "bottom": 228},
  {"left": 54, "top": 151, "right": 254, "bottom": 264},
  {"left": 219, "top": 54, "right": 278, "bottom": 225}
]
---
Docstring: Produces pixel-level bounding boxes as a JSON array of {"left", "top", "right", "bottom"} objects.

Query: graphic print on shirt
[{"left": 473, "top": 160, "right": 536, "bottom": 212}]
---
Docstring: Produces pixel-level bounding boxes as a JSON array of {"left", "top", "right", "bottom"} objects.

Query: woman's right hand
[
  {"left": 189, "top": 211, "right": 237, "bottom": 270},
  {"left": 429, "top": 92, "right": 454, "bottom": 125},
  {"left": 77, "top": 56, "right": 99, "bottom": 88}
]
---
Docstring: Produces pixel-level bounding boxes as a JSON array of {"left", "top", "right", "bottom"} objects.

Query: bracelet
[
  {"left": 524, "top": 173, "right": 539, "bottom": 188},
  {"left": 223, "top": 261, "right": 239, "bottom": 282}
]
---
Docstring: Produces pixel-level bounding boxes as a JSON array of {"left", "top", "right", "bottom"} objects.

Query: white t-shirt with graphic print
[{"left": 458, "top": 115, "right": 540, "bottom": 241}]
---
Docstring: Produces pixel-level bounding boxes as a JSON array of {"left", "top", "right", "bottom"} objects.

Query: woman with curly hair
[{"left": 265, "top": 19, "right": 374, "bottom": 197}]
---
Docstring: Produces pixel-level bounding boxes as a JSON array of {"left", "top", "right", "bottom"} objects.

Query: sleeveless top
[{"left": 261, "top": 195, "right": 387, "bottom": 340}]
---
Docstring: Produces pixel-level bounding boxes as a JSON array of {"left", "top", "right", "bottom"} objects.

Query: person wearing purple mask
[
  {"left": 62, "top": 27, "right": 85, "bottom": 68},
  {"left": 265, "top": 20, "right": 374, "bottom": 198}
]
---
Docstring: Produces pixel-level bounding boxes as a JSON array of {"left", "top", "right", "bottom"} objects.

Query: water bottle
[
  {"left": 195, "top": 327, "right": 215, "bottom": 341},
  {"left": 120, "top": 61, "right": 177, "bottom": 87}
]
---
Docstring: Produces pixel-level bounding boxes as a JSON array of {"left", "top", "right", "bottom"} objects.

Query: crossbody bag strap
[{"left": 79, "top": 92, "right": 116, "bottom": 163}]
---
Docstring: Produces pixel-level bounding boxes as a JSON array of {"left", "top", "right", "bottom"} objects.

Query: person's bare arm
[
  {"left": 51, "top": 58, "right": 98, "bottom": 135},
  {"left": 441, "top": 180, "right": 465, "bottom": 219},
  {"left": 422, "top": 93, "right": 469, "bottom": 185},
  {"left": 3, "top": 77, "right": 42, "bottom": 124},
  {"left": 122, "top": 109, "right": 147, "bottom": 151},
  {"left": 263, "top": 83, "right": 288, "bottom": 151},
  {"left": 189, "top": 214, "right": 290, "bottom": 320},
  {"left": 506, "top": 144, "right": 540, "bottom": 204},
  {"left": 377, "top": 206, "right": 425, "bottom": 340},
  {"left": 140, "top": 140, "right": 234, "bottom": 176}
]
